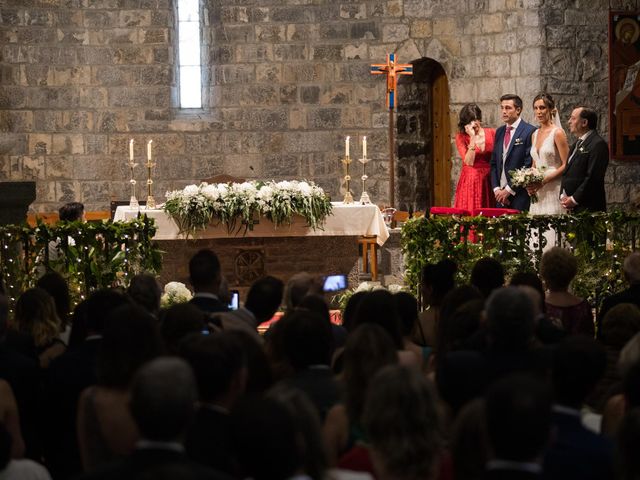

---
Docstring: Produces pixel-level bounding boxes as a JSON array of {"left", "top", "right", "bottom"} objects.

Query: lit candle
[
  {"left": 363, "top": 136, "right": 367, "bottom": 158},
  {"left": 345, "top": 136, "right": 350, "bottom": 157},
  {"left": 129, "top": 139, "right": 134, "bottom": 161},
  {"left": 147, "top": 140, "right": 152, "bottom": 161}
]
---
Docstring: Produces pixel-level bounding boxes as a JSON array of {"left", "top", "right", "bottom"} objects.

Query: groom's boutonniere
[
  {"left": 578, "top": 145, "right": 588, "bottom": 154},
  {"left": 514, "top": 138, "right": 523, "bottom": 146}
]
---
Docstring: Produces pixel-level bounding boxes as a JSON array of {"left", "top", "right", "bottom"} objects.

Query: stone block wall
[{"left": 0, "top": 0, "right": 638, "bottom": 212}]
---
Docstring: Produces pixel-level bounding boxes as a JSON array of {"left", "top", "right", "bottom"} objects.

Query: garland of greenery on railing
[
  {"left": 0, "top": 216, "right": 161, "bottom": 308},
  {"left": 401, "top": 210, "right": 640, "bottom": 310}
]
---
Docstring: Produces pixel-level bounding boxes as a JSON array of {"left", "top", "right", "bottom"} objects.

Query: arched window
[{"left": 177, "top": 0, "right": 202, "bottom": 108}]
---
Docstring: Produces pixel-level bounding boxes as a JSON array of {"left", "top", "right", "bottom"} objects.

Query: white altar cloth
[{"left": 114, "top": 202, "right": 389, "bottom": 246}]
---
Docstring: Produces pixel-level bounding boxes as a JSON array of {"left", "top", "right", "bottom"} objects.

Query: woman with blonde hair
[{"left": 8, "top": 288, "right": 65, "bottom": 368}]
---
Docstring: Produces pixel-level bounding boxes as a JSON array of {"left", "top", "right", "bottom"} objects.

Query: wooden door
[{"left": 431, "top": 70, "right": 452, "bottom": 207}]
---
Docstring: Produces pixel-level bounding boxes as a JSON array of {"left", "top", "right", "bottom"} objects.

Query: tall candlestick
[
  {"left": 345, "top": 136, "right": 350, "bottom": 157},
  {"left": 147, "top": 140, "right": 152, "bottom": 161},
  {"left": 129, "top": 139, "right": 134, "bottom": 161},
  {"left": 362, "top": 136, "right": 367, "bottom": 158}
]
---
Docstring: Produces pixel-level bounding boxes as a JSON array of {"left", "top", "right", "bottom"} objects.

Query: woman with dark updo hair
[{"left": 454, "top": 103, "right": 495, "bottom": 210}]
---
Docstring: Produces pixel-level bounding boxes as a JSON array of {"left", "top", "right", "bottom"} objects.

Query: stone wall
[{"left": 0, "top": 0, "right": 638, "bottom": 213}]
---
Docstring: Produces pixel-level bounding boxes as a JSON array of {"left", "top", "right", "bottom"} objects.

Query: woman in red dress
[{"left": 454, "top": 103, "right": 495, "bottom": 210}]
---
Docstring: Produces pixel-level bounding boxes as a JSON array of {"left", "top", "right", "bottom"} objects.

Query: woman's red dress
[{"left": 454, "top": 128, "right": 496, "bottom": 211}]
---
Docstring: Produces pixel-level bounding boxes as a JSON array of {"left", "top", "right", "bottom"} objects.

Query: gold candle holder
[
  {"left": 342, "top": 155, "right": 354, "bottom": 204},
  {"left": 358, "top": 155, "right": 371, "bottom": 204},
  {"left": 128, "top": 159, "right": 139, "bottom": 209},
  {"left": 145, "top": 140, "right": 156, "bottom": 209}
]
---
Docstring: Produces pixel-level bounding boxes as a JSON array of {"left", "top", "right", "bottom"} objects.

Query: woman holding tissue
[{"left": 454, "top": 103, "right": 495, "bottom": 210}]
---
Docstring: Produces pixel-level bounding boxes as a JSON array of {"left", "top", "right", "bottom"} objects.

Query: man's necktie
[{"left": 503, "top": 125, "right": 512, "bottom": 150}]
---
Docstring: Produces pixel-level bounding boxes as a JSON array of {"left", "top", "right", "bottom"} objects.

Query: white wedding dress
[{"left": 529, "top": 127, "right": 563, "bottom": 250}]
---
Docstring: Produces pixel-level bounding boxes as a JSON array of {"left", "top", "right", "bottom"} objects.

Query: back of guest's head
[
  {"left": 0, "top": 294, "right": 8, "bottom": 339},
  {"left": 470, "top": 258, "right": 504, "bottom": 298},
  {"left": 284, "top": 272, "right": 322, "bottom": 310},
  {"left": 363, "top": 365, "right": 442, "bottom": 480},
  {"left": 188, "top": 249, "right": 221, "bottom": 291},
  {"left": 438, "top": 298, "right": 484, "bottom": 355},
  {"left": 85, "top": 288, "right": 131, "bottom": 334},
  {"left": 438, "top": 285, "right": 484, "bottom": 351},
  {"left": 231, "top": 395, "right": 300, "bottom": 480},
  {"left": 510, "top": 271, "right": 545, "bottom": 312},
  {"left": 267, "top": 385, "right": 328, "bottom": 480},
  {"left": 297, "top": 294, "right": 330, "bottom": 324},
  {"left": 159, "top": 302, "right": 208, "bottom": 354},
  {"left": 14, "top": 287, "right": 61, "bottom": 347},
  {"left": 353, "top": 289, "right": 403, "bottom": 349},
  {"left": 622, "top": 361, "right": 640, "bottom": 409},
  {"left": 578, "top": 107, "right": 598, "bottom": 130},
  {"left": 343, "top": 324, "right": 398, "bottom": 422},
  {"left": 552, "top": 335, "right": 606, "bottom": 408},
  {"left": 97, "top": 304, "right": 163, "bottom": 388},
  {"left": 36, "top": 272, "right": 71, "bottom": 324},
  {"left": 619, "top": 333, "right": 640, "bottom": 377},
  {"left": 450, "top": 399, "right": 489, "bottom": 480},
  {"left": 458, "top": 103, "right": 482, "bottom": 132},
  {"left": 436, "top": 351, "right": 488, "bottom": 415},
  {"left": 422, "top": 259, "right": 457, "bottom": 305},
  {"left": 486, "top": 287, "right": 535, "bottom": 351},
  {"left": 540, "top": 247, "right": 577, "bottom": 291},
  {"left": 601, "top": 303, "right": 640, "bottom": 349},
  {"left": 394, "top": 291, "right": 419, "bottom": 337},
  {"left": 0, "top": 422, "right": 10, "bottom": 470},
  {"left": 342, "top": 290, "right": 367, "bottom": 333},
  {"left": 127, "top": 273, "right": 162, "bottom": 316},
  {"left": 500, "top": 93, "right": 523, "bottom": 110},
  {"left": 58, "top": 201, "right": 84, "bottom": 222},
  {"left": 623, "top": 252, "right": 640, "bottom": 284},
  {"left": 282, "top": 310, "right": 332, "bottom": 370},
  {"left": 180, "top": 331, "right": 246, "bottom": 404},
  {"left": 485, "top": 374, "right": 552, "bottom": 462},
  {"left": 245, "top": 275, "right": 284, "bottom": 322},
  {"left": 130, "top": 357, "right": 197, "bottom": 442},
  {"left": 226, "top": 329, "right": 273, "bottom": 394},
  {"left": 617, "top": 407, "right": 640, "bottom": 480}
]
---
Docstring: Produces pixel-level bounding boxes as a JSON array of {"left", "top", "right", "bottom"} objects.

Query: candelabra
[
  {"left": 145, "top": 158, "right": 156, "bottom": 209},
  {"left": 358, "top": 155, "right": 371, "bottom": 204},
  {"left": 128, "top": 158, "right": 139, "bottom": 208},
  {"left": 342, "top": 155, "right": 354, "bottom": 204}
]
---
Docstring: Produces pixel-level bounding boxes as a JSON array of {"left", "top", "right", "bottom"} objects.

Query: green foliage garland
[
  {"left": 0, "top": 216, "right": 161, "bottom": 309},
  {"left": 401, "top": 210, "right": 640, "bottom": 310}
]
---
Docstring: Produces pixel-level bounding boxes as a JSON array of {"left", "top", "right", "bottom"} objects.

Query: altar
[{"left": 114, "top": 203, "right": 390, "bottom": 292}]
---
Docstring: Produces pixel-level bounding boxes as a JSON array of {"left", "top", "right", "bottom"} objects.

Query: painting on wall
[{"left": 610, "top": 12, "right": 640, "bottom": 160}]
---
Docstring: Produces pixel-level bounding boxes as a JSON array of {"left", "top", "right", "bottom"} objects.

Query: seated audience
[
  {"left": 127, "top": 273, "right": 162, "bottom": 318},
  {"left": 363, "top": 365, "right": 443, "bottom": 480},
  {"left": 616, "top": 407, "right": 640, "bottom": 480},
  {"left": 78, "top": 357, "right": 227, "bottom": 480},
  {"left": 545, "top": 336, "right": 613, "bottom": 480},
  {"left": 283, "top": 272, "right": 323, "bottom": 311},
  {"left": 539, "top": 247, "right": 594, "bottom": 336},
  {"left": 159, "top": 303, "right": 209, "bottom": 354},
  {"left": 395, "top": 291, "right": 432, "bottom": 370},
  {"left": 413, "top": 259, "right": 457, "bottom": 347},
  {"left": 58, "top": 201, "right": 85, "bottom": 222},
  {"left": 599, "top": 251, "right": 640, "bottom": 323},
  {"left": 182, "top": 332, "right": 247, "bottom": 475},
  {"left": 77, "top": 304, "right": 163, "bottom": 472},
  {"left": 0, "top": 380, "right": 24, "bottom": 459},
  {"left": 225, "top": 330, "right": 273, "bottom": 394},
  {"left": 298, "top": 294, "right": 348, "bottom": 351},
  {"left": 484, "top": 374, "right": 552, "bottom": 479},
  {"left": 222, "top": 275, "right": 284, "bottom": 334},
  {"left": 0, "top": 422, "right": 51, "bottom": 480},
  {"left": 470, "top": 257, "right": 504, "bottom": 299},
  {"left": 188, "top": 249, "right": 228, "bottom": 315},
  {"left": 36, "top": 272, "right": 72, "bottom": 343}
]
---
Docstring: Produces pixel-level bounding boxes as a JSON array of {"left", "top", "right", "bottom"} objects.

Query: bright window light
[{"left": 178, "top": 0, "right": 202, "bottom": 108}]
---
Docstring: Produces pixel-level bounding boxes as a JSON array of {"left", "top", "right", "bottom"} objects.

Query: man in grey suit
[{"left": 560, "top": 107, "right": 609, "bottom": 213}]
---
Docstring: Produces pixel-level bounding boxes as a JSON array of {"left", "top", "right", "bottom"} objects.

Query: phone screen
[
  {"left": 323, "top": 274, "right": 347, "bottom": 292},
  {"left": 228, "top": 290, "right": 239, "bottom": 310}
]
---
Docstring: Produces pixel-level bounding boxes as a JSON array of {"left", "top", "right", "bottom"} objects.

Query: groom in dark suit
[
  {"left": 490, "top": 94, "right": 537, "bottom": 211},
  {"left": 560, "top": 107, "right": 609, "bottom": 212}
]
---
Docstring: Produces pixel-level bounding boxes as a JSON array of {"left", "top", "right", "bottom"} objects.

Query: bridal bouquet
[
  {"left": 509, "top": 166, "right": 546, "bottom": 204},
  {"left": 164, "top": 180, "right": 332, "bottom": 237}
]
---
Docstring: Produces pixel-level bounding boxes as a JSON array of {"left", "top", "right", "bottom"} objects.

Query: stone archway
[{"left": 397, "top": 58, "right": 452, "bottom": 213}]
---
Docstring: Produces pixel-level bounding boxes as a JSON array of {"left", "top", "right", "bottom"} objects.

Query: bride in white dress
[{"left": 527, "top": 93, "right": 569, "bottom": 247}]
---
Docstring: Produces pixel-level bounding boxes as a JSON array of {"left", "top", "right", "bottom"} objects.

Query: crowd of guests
[{"left": 1, "top": 245, "right": 640, "bottom": 480}]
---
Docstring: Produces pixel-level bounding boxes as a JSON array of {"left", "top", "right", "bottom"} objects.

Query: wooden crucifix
[{"left": 371, "top": 53, "right": 413, "bottom": 209}]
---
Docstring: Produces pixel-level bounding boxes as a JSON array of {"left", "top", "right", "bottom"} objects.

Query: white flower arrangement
[
  {"left": 508, "top": 166, "right": 546, "bottom": 204},
  {"left": 160, "top": 281, "right": 193, "bottom": 308},
  {"left": 163, "top": 180, "right": 333, "bottom": 238}
]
